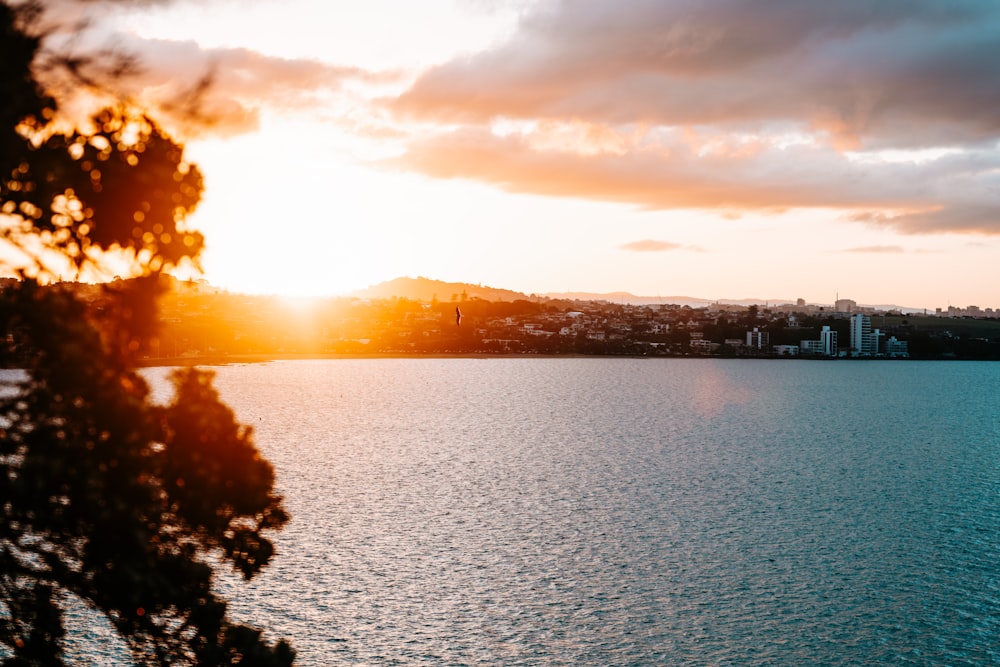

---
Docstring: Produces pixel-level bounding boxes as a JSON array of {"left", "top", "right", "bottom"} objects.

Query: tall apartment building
[
  {"left": 850, "top": 314, "right": 880, "bottom": 356},
  {"left": 746, "top": 327, "right": 769, "bottom": 349},
  {"left": 820, "top": 325, "right": 838, "bottom": 356}
]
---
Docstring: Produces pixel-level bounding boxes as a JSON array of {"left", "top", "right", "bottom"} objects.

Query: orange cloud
[
  {"left": 620, "top": 240, "right": 703, "bottom": 253},
  {"left": 33, "top": 4, "right": 393, "bottom": 139},
  {"left": 382, "top": 126, "right": 1000, "bottom": 234},
  {"left": 117, "top": 39, "right": 379, "bottom": 136},
  {"left": 841, "top": 245, "right": 905, "bottom": 254}
]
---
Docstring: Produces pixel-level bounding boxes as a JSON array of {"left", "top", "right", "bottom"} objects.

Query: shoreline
[
  {"left": 136, "top": 352, "right": 592, "bottom": 367},
  {"left": 134, "top": 352, "right": 954, "bottom": 368}
]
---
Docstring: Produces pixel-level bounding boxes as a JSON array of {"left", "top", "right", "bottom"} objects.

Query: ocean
[{"left": 40, "top": 359, "right": 1000, "bottom": 664}]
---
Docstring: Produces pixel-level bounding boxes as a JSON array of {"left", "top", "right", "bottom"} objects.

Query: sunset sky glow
[{"left": 45, "top": 0, "right": 1000, "bottom": 309}]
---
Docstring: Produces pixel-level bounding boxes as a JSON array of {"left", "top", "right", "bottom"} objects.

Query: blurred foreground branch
[{"left": 1, "top": 2, "right": 294, "bottom": 664}]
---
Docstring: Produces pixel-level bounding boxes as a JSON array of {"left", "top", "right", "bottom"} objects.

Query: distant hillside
[
  {"left": 540, "top": 291, "right": 816, "bottom": 307},
  {"left": 351, "top": 277, "right": 925, "bottom": 312},
  {"left": 353, "top": 276, "right": 533, "bottom": 303},
  {"left": 353, "top": 279, "right": 762, "bottom": 307},
  {"left": 541, "top": 291, "right": 923, "bottom": 311},
  {"left": 541, "top": 291, "right": 717, "bottom": 307}
]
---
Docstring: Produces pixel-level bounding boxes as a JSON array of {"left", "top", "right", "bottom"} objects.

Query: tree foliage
[{"left": 1, "top": 2, "right": 293, "bottom": 664}]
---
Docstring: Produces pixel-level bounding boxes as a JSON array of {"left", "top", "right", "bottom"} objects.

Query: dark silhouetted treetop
[
  {"left": 2, "top": 107, "right": 205, "bottom": 277},
  {"left": 1, "top": 1, "right": 294, "bottom": 664}
]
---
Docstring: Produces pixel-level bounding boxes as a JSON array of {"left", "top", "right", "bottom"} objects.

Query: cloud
[
  {"left": 38, "top": 27, "right": 385, "bottom": 137},
  {"left": 841, "top": 245, "right": 905, "bottom": 254},
  {"left": 394, "top": 0, "right": 1000, "bottom": 148},
  {"left": 125, "top": 39, "right": 369, "bottom": 134},
  {"left": 384, "top": 126, "right": 1000, "bottom": 233},
  {"left": 382, "top": 0, "right": 1000, "bottom": 235},
  {"left": 27, "top": 1, "right": 395, "bottom": 137},
  {"left": 620, "top": 240, "right": 695, "bottom": 252}
]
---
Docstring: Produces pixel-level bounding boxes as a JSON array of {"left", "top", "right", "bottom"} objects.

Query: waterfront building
[
  {"left": 800, "top": 339, "right": 824, "bottom": 355},
  {"left": 746, "top": 327, "right": 769, "bottom": 350},
  {"left": 872, "top": 328, "right": 884, "bottom": 355},
  {"left": 690, "top": 339, "right": 720, "bottom": 353},
  {"left": 885, "top": 336, "right": 910, "bottom": 358},
  {"left": 820, "top": 325, "right": 838, "bottom": 356},
  {"left": 801, "top": 325, "right": 838, "bottom": 357},
  {"left": 850, "top": 314, "right": 877, "bottom": 356}
]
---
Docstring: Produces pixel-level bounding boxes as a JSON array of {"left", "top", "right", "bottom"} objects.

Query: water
[{"left": 20, "top": 359, "right": 1000, "bottom": 664}]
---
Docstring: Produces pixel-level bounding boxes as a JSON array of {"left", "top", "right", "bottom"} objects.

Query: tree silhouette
[{"left": 1, "top": 3, "right": 293, "bottom": 664}]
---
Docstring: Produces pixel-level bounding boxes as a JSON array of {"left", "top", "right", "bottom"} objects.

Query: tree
[{"left": 1, "top": 3, "right": 293, "bottom": 664}]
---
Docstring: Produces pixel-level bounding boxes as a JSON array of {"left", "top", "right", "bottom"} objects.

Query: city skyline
[{"left": 22, "top": 1, "right": 1000, "bottom": 309}]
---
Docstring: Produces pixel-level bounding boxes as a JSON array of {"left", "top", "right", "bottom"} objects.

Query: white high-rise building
[
  {"left": 850, "top": 314, "right": 877, "bottom": 355},
  {"left": 820, "top": 325, "right": 838, "bottom": 356}
]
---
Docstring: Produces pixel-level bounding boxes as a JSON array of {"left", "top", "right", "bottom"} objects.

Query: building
[
  {"left": 820, "top": 326, "right": 838, "bottom": 356},
  {"left": 835, "top": 298, "right": 857, "bottom": 313},
  {"left": 746, "top": 327, "right": 769, "bottom": 350},
  {"left": 800, "top": 339, "right": 824, "bottom": 355},
  {"left": 850, "top": 314, "right": 876, "bottom": 356},
  {"left": 871, "top": 328, "right": 884, "bottom": 355},
  {"left": 690, "top": 339, "right": 720, "bottom": 353},
  {"left": 885, "top": 336, "right": 909, "bottom": 358},
  {"left": 773, "top": 344, "right": 799, "bottom": 356},
  {"left": 801, "top": 325, "right": 838, "bottom": 357}
]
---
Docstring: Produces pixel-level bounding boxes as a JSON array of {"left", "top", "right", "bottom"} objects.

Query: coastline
[
  {"left": 134, "top": 352, "right": 938, "bottom": 368},
  {"left": 135, "top": 352, "right": 584, "bottom": 367}
]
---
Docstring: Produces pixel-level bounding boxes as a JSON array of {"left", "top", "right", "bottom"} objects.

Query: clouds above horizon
[
  {"left": 33, "top": 0, "right": 390, "bottom": 137},
  {"left": 385, "top": 0, "right": 1000, "bottom": 235},
  {"left": 395, "top": 0, "right": 1000, "bottom": 146},
  {"left": 118, "top": 38, "right": 380, "bottom": 136},
  {"left": 620, "top": 239, "right": 703, "bottom": 253},
  {"left": 34, "top": 0, "right": 1000, "bottom": 237},
  {"left": 841, "top": 245, "right": 905, "bottom": 254},
  {"left": 385, "top": 124, "right": 1000, "bottom": 234}
]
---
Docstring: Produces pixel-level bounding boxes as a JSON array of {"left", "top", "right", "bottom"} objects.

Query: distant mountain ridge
[{"left": 352, "top": 277, "right": 922, "bottom": 312}]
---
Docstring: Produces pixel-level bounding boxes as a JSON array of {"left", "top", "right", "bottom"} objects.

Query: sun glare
[{"left": 277, "top": 293, "right": 324, "bottom": 313}]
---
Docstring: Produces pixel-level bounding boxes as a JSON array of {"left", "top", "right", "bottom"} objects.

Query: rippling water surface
[{"left": 83, "top": 360, "right": 1000, "bottom": 663}]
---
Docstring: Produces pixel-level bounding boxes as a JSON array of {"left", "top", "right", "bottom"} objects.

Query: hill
[
  {"left": 353, "top": 279, "right": 801, "bottom": 308},
  {"left": 350, "top": 276, "right": 921, "bottom": 313},
  {"left": 352, "top": 276, "right": 533, "bottom": 303},
  {"left": 544, "top": 291, "right": 738, "bottom": 307},
  {"left": 353, "top": 278, "right": 721, "bottom": 306},
  {"left": 354, "top": 278, "right": 924, "bottom": 312}
]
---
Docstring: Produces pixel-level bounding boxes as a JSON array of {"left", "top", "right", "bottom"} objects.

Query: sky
[{"left": 32, "top": 0, "right": 1000, "bottom": 309}]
